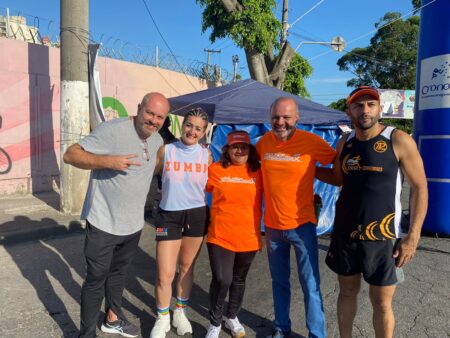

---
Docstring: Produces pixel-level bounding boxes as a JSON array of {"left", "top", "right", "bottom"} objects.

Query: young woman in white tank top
[{"left": 150, "top": 108, "right": 212, "bottom": 338}]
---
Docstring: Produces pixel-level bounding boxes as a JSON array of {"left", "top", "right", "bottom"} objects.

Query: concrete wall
[{"left": 0, "top": 37, "right": 206, "bottom": 195}]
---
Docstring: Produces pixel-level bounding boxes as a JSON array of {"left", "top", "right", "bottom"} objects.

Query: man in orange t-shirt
[{"left": 256, "top": 97, "right": 336, "bottom": 338}]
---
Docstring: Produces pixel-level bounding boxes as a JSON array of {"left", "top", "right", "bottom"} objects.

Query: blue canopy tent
[{"left": 168, "top": 79, "right": 349, "bottom": 234}]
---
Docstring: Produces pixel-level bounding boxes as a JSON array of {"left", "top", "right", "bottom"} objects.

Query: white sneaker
[
  {"left": 172, "top": 308, "right": 193, "bottom": 335},
  {"left": 150, "top": 313, "right": 171, "bottom": 338},
  {"left": 205, "top": 324, "right": 221, "bottom": 338},
  {"left": 224, "top": 317, "right": 245, "bottom": 337}
]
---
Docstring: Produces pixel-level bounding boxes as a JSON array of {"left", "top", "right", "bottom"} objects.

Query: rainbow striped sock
[
  {"left": 157, "top": 306, "right": 170, "bottom": 316},
  {"left": 176, "top": 297, "right": 189, "bottom": 310}
]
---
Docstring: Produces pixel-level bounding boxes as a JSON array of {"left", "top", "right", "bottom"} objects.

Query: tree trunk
[
  {"left": 221, "top": 0, "right": 296, "bottom": 89},
  {"left": 269, "top": 42, "right": 295, "bottom": 89},
  {"left": 221, "top": 0, "right": 243, "bottom": 12},
  {"left": 244, "top": 42, "right": 295, "bottom": 89},
  {"left": 245, "top": 47, "right": 270, "bottom": 85}
]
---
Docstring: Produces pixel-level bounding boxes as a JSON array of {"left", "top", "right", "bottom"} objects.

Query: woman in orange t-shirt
[{"left": 204, "top": 131, "right": 262, "bottom": 338}]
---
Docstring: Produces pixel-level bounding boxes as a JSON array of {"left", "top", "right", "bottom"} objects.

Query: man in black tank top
[{"left": 316, "top": 86, "right": 428, "bottom": 338}]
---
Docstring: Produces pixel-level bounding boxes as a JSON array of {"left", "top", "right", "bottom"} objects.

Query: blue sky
[{"left": 2, "top": 0, "right": 418, "bottom": 105}]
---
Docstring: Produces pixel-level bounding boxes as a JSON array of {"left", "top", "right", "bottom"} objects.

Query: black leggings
[{"left": 207, "top": 242, "right": 257, "bottom": 326}]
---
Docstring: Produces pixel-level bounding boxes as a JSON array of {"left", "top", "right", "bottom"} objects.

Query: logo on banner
[
  {"left": 419, "top": 54, "right": 450, "bottom": 110},
  {"left": 432, "top": 66, "right": 448, "bottom": 79}
]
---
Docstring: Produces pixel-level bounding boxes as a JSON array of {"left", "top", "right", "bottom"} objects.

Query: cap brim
[
  {"left": 228, "top": 140, "right": 250, "bottom": 145},
  {"left": 347, "top": 89, "right": 380, "bottom": 104}
]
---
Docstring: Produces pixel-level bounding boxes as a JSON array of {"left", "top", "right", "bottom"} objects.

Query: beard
[
  {"left": 135, "top": 117, "right": 159, "bottom": 139},
  {"left": 273, "top": 124, "right": 296, "bottom": 140},
  {"left": 354, "top": 115, "right": 379, "bottom": 130}
]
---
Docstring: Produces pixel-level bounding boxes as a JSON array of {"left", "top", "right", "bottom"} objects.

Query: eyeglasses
[{"left": 142, "top": 141, "right": 150, "bottom": 162}]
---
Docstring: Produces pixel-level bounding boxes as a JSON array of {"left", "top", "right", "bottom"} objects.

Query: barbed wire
[{"left": 0, "top": 8, "right": 234, "bottom": 83}]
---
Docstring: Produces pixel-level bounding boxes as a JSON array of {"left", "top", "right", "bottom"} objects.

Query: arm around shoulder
[
  {"left": 154, "top": 145, "right": 166, "bottom": 175},
  {"left": 207, "top": 148, "right": 213, "bottom": 166},
  {"left": 315, "top": 136, "right": 346, "bottom": 186}
]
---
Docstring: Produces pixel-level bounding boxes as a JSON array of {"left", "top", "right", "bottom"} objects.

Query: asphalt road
[{"left": 0, "top": 192, "right": 449, "bottom": 337}]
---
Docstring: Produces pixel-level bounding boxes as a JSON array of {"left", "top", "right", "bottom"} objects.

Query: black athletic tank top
[{"left": 334, "top": 126, "right": 403, "bottom": 240}]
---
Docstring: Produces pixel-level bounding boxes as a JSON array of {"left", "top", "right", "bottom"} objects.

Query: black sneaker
[{"left": 100, "top": 318, "right": 140, "bottom": 337}]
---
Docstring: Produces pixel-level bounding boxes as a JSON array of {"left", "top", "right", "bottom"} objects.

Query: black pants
[
  {"left": 207, "top": 242, "right": 257, "bottom": 326},
  {"left": 79, "top": 222, "right": 141, "bottom": 338}
]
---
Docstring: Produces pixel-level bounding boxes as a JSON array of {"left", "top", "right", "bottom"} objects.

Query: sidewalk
[{"left": 0, "top": 193, "right": 449, "bottom": 337}]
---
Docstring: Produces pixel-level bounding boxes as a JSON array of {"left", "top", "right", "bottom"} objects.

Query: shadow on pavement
[
  {"left": 1, "top": 218, "right": 279, "bottom": 337},
  {"left": 1, "top": 216, "right": 84, "bottom": 337}
]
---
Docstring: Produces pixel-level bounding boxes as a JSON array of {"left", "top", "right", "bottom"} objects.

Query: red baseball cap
[
  {"left": 227, "top": 131, "right": 251, "bottom": 145},
  {"left": 347, "top": 86, "right": 380, "bottom": 104}
]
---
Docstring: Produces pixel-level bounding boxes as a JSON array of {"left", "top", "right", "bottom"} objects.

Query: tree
[
  {"left": 329, "top": 98, "right": 346, "bottom": 112},
  {"left": 337, "top": 12, "right": 419, "bottom": 89},
  {"left": 381, "top": 118, "right": 413, "bottom": 134},
  {"left": 283, "top": 54, "right": 313, "bottom": 97},
  {"left": 196, "top": 0, "right": 312, "bottom": 95}
]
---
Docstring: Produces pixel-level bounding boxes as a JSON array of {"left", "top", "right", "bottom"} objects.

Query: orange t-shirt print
[
  {"left": 256, "top": 130, "right": 336, "bottom": 230},
  {"left": 206, "top": 162, "right": 263, "bottom": 252}
]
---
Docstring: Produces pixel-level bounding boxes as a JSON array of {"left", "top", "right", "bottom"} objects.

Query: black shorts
[
  {"left": 325, "top": 236, "right": 404, "bottom": 286},
  {"left": 155, "top": 206, "right": 210, "bottom": 241}
]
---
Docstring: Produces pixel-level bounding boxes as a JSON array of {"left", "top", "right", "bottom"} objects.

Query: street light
[
  {"left": 232, "top": 55, "right": 239, "bottom": 82},
  {"left": 295, "top": 36, "right": 346, "bottom": 52}
]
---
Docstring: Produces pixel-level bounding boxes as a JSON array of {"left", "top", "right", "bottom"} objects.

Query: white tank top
[{"left": 159, "top": 141, "right": 209, "bottom": 211}]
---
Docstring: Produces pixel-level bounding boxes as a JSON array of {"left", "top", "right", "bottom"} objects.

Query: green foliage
[
  {"left": 196, "top": 0, "right": 281, "bottom": 53},
  {"left": 412, "top": 0, "right": 421, "bottom": 11},
  {"left": 282, "top": 53, "right": 313, "bottom": 97},
  {"left": 196, "top": 0, "right": 312, "bottom": 96},
  {"left": 337, "top": 12, "right": 419, "bottom": 89},
  {"left": 329, "top": 98, "right": 347, "bottom": 112},
  {"left": 381, "top": 118, "right": 413, "bottom": 134}
]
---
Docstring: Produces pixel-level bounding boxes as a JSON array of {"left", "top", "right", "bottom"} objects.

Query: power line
[
  {"left": 290, "top": 30, "right": 409, "bottom": 69},
  {"left": 289, "top": 0, "right": 325, "bottom": 28},
  {"left": 306, "top": 0, "right": 437, "bottom": 62},
  {"left": 289, "top": 27, "right": 326, "bottom": 43},
  {"left": 140, "top": 0, "right": 200, "bottom": 91},
  {"left": 340, "top": 47, "right": 410, "bottom": 69},
  {"left": 210, "top": 38, "right": 231, "bottom": 50}
]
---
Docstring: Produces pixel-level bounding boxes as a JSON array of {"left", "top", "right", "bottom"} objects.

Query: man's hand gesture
[{"left": 107, "top": 154, "right": 142, "bottom": 171}]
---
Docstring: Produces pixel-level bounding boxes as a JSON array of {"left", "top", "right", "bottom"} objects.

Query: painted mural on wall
[
  {"left": 0, "top": 37, "right": 205, "bottom": 195},
  {"left": 0, "top": 115, "right": 12, "bottom": 174},
  {"left": 101, "top": 96, "right": 183, "bottom": 137}
]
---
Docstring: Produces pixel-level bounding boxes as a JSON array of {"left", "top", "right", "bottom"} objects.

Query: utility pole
[
  {"left": 203, "top": 48, "right": 221, "bottom": 80},
  {"left": 232, "top": 55, "right": 239, "bottom": 82},
  {"left": 60, "top": 0, "right": 90, "bottom": 214},
  {"left": 281, "top": 0, "right": 289, "bottom": 45}
]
